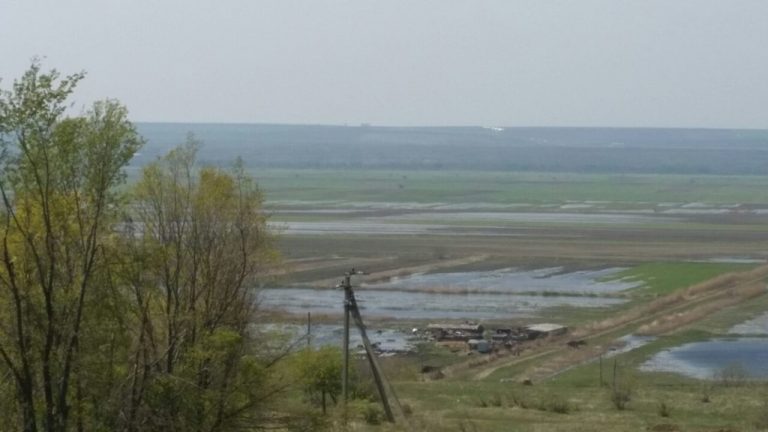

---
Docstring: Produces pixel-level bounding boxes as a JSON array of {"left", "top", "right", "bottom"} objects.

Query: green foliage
[
  {"left": 0, "top": 61, "right": 142, "bottom": 432},
  {"left": 293, "top": 347, "right": 343, "bottom": 414},
  {"left": 0, "top": 63, "right": 282, "bottom": 432},
  {"left": 544, "top": 396, "right": 572, "bottom": 414}
]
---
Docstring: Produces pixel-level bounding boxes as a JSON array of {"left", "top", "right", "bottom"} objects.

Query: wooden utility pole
[
  {"left": 341, "top": 271, "right": 352, "bottom": 405},
  {"left": 348, "top": 289, "right": 395, "bottom": 422},
  {"left": 339, "top": 269, "right": 402, "bottom": 425},
  {"left": 307, "top": 312, "right": 312, "bottom": 348}
]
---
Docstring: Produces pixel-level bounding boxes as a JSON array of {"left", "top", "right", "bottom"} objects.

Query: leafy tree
[
  {"left": 117, "top": 138, "right": 280, "bottom": 431},
  {"left": 294, "top": 347, "right": 343, "bottom": 415},
  {"left": 0, "top": 62, "right": 142, "bottom": 432},
  {"left": 0, "top": 62, "right": 282, "bottom": 432}
]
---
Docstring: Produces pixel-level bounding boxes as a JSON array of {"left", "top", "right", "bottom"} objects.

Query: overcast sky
[{"left": 1, "top": 1, "right": 767, "bottom": 128}]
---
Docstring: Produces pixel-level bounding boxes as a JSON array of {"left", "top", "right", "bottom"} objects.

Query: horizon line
[{"left": 131, "top": 121, "right": 768, "bottom": 132}]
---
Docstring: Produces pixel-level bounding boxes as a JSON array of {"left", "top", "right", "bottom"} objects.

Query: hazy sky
[{"left": 1, "top": 1, "right": 767, "bottom": 128}]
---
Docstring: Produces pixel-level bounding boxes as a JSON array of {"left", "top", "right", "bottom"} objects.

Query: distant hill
[{"left": 134, "top": 123, "right": 768, "bottom": 175}]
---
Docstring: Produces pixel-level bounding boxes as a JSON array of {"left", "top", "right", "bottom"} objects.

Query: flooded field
[
  {"left": 268, "top": 199, "right": 768, "bottom": 216},
  {"left": 260, "top": 267, "right": 639, "bottom": 320},
  {"left": 365, "top": 267, "right": 640, "bottom": 295},
  {"left": 377, "top": 211, "right": 679, "bottom": 225},
  {"left": 260, "top": 267, "right": 633, "bottom": 320},
  {"left": 639, "top": 338, "right": 768, "bottom": 379},
  {"left": 259, "top": 287, "right": 626, "bottom": 320},
  {"left": 254, "top": 323, "right": 415, "bottom": 353},
  {"left": 272, "top": 212, "right": 684, "bottom": 236}
]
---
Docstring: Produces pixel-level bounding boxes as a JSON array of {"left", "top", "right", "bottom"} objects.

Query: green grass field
[
  {"left": 612, "top": 262, "right": 756, "bottom": 297},
  {"left": 252, "top": 169, "right": 768, "bottom": 205}
]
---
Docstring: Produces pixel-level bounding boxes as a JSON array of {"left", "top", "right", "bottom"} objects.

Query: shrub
[
  {"left": 658, "top": 401, "right": 671, "bottom": 418},
  {"left": 508, "top": 392, "right": 530, "bottom": 409},
  {"left": 714, "top": 362, "right": 748, "bottom": 387},
  {"left": 611, "top": 387, "right": 632, "bottom": 410},
  {"left": 547, "top": 397, "right": 572, "bottom": 414},
  {"left": 362, "top": 404, "right": 382, "bottom": 425}
]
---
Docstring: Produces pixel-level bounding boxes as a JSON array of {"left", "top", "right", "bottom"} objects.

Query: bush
[
  {"left": 714, "top": 362, "right": 748, "bottom": 387},
  {"left": 700, "top": 384, "right": 712, "bottom": 403},
  {"left": 458, "top": 420, "right": 479, "bottom": 432},
  {"left": 508, "top": 392, "right": 530, "bottom": 409},
  {"left": 362, "top": 404, "right": 382, "bottom": 425},
  {"left": 658, "top": 401, "right": 671, "bottom": 418},
  {"left": 547, "top": 397, "right": 572, "bottom": 414},
  {"left": 611, "top": 387, "right": 632, "bottom": 410}
]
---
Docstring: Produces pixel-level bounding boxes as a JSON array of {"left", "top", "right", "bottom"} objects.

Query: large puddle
[
  {"left": 366, "top": 267, "right": 640, "bottom": 294},
  {"left": 639, "top": 338, "right": 768, "bottom": 379},
  {"left": 259, "top": 287, "right": 626, "bottom": 320}
]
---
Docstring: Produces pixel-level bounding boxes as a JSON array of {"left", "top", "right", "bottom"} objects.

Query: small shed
[
  {"left": 467, "top": 339, "right": 491, "bottom": 354},
  {"left": 525, "top": 323, "right": 568, "bottom": 339}
]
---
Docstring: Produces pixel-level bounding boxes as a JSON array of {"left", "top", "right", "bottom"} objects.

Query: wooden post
[
  {"left": 342, "top": 273, "right": 351, "bottom": 407},
  {"left": 599, "top": 354, "right": 603, "bottom": 387},
  {"left": 307, "top": 312, "right": 312, "bottom": 348}
]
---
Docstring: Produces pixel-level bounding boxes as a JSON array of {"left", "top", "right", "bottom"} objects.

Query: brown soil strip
[{"left": 297, "top": 254, "right": 489, "bottom": 288}]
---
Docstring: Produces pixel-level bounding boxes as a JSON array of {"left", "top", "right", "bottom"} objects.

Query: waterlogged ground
[
  {"left": 365, "top": 267, "right": 641, "bottom": 295},
  {"left": 254, "top": 323, "right": 415, "bottom": 352},
  {"left": 268, "top": 199, "right": 768, "bottom": 239},
  {"left": 259, "top": 287, "right": 626, "bottom": 320},
  {"left": 639, "top": 312, "right": 768, "bottom": 379},
  {"left": 639, "top": 338, "right": 768, "bottom": 379},
  {"left": 270, "top": 211, "right": 683, "bottom": 236},
  {"left": 259, "top": 267, "right": 633, "bottom": 320}
]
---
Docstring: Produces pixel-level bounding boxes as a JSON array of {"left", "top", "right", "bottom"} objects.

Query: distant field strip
[{"left": 255, "top": 169, "right": 768, "bottom": 205}]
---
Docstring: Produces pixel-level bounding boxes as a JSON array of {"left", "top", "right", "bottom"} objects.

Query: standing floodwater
[{"left": 640, "top": 338, "right": 768, "bottom": 379}]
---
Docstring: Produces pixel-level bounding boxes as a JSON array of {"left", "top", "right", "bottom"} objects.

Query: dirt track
[{"left": 297, "top": 254, "right": 489, "bottom": 287}]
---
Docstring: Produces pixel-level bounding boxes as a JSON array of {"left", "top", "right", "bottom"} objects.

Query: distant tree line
[{"left": 133, "top": 123, "right": 768, "bottom": 175}]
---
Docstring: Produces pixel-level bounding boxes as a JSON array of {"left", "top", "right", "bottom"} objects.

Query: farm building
[{"left": 524, "top": 323, "right": 568, "bottom": 339}]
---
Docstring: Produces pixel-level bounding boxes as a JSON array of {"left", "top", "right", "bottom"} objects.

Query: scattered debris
[{"left": 427, "top": 322, "right": 484, "bottom": 341}]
